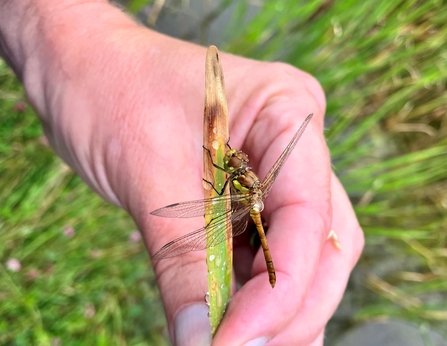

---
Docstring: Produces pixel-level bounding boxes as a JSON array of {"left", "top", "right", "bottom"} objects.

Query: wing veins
[
  {"left": 152, "top": 204, "right": 251, "bottom": 260},
  {"left": 151, "top": 193, "right": 250, "bottom": 218},
  {"left": 261, "top": 114, "right": 313, "bottom": 198}
]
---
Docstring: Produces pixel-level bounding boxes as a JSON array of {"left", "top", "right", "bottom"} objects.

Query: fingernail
[
  {"left": 243, "top": 336, "right": 269, "bottom": 346},
  {"left": 174, "top": 303, "right": 211, "bottom": 346}
]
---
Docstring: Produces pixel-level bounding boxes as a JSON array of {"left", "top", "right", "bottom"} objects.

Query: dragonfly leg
[
  {"left": 202, "top": 178, "right": 220, "bottom": 194},
  {"left": 202, "top": 144, "right": 232, "bottom": 195},
  {"left": 225, "top": 137, "right": 232, "bottom": 150},
  {"left": 202, "top": 176, "right": 231, "bottom": 195},
  {"left": 202, "top": 145, "right": 227, "bottom": 172}
]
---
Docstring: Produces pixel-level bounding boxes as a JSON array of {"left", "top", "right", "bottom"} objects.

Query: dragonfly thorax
[
  {"left": 232, "top": 169, "right": 260, "bottom": 194},
  {"left": 252, "top": 200, "right": 264, "bottom": 213}
]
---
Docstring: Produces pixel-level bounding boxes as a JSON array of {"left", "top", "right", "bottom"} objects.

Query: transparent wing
[
  {"left": 151, "top": 192, "right": 251, "bottom": 218},
  {"left": 152, "top": 205, "right": 251, "bottom": 260},
  {"left": 261, "top": 113, "right": 313, "bottom": 199}
]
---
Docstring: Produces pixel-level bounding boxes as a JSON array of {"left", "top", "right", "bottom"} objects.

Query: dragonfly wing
[
  {"left": 150, "top": 193, "right": 251, "bottom": 218},
  {"left": 229, "top": 211, "right": 250, "bottom": 238},
  {"left": 152, "top": 203, "right": 252, "bottom": 260},
  {"left": 152, "top": 210, "right": 231, "bottom": 260},
  {"left": 261, "top": 114, "right": 313, "bottom": 198}
]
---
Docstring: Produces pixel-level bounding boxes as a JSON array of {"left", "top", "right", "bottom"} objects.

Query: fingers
[
  {"left": 144, "top": 216, "right": 211, "bottom": 341},
  {"left": 173, "top": 303, "right": 212, "bottom": 346},
  {"left": 213, "top": 173, "right": 362, "bottom": 345},
  {"left": 210, "top": 104, "right": 331, "bottom": 344},
  {"left": 309, "top": 332, "right": 325, "bottom": 346},
  {"left": 211, "top": 202, "right": 329, "bottom": 345},
  {"left": 264, "top": 174, "right": 364, "bottom": 345}
]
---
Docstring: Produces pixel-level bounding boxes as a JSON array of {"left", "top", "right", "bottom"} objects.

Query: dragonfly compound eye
[
  {"left": 227, "top": 155, "right": 242, "bottom": 170},
  {"left": 224, "top": 149, "right": 238, "bottom": 171}
]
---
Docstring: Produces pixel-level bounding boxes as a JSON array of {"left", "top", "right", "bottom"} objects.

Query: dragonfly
[{"left": 151, "top": 114, "right": 313, "bottom": 288}]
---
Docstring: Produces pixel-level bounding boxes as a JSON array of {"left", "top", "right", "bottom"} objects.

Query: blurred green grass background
[{"left": 1, "top": 0, "right": 446, "bottom": 344}]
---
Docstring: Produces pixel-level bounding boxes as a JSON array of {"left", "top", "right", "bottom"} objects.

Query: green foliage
[{"left": 126, "top": 0, "right": 153, "bottom": 14}]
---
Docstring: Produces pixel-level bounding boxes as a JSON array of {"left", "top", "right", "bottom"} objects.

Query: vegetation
[{"left": 1, "top": 0, "right": 446, "bottom": 344}]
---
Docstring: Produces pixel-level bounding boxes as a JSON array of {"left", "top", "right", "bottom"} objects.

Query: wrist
[
  {"left": 0, "top": 0, "right": 208, "bottom": 200},
  {"left": 0, "top": 0, "right": 107, "bottom": 75},
  {"left": 1, "top": 1, "right": 173, "bottom": 116}
]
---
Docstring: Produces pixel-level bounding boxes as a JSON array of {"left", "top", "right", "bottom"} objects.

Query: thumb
[{"left": 139, "top": 203, "right": 213, "bottom": 346}]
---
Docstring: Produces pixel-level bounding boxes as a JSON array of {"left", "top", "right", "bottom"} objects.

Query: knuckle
[{"left": 265, "top": 61, "right": 326, "bottom": 113}]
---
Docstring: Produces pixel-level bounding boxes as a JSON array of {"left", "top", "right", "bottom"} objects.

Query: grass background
[{"left": 1, "top": 0, "right": 446, "bottom": 344}]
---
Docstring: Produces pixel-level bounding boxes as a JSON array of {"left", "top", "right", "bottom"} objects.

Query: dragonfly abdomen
[{"left": 250, "top": 209, "right": 276, "bottom": 288}]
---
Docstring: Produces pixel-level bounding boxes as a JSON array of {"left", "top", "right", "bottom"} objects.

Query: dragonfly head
[{"left": 224, "top": 149, "right": 249, "bottom": 172}]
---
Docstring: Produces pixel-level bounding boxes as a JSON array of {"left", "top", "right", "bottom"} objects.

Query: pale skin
[{"left": 0, "top": 1, "right": 364, "bottom": 345}]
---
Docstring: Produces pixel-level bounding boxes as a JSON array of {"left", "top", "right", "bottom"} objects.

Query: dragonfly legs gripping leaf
[
  {"left": 202, "top": 136, "right": 233, "bottom": 175},
  {"left": 202, "top": 176, "right": 231, "bottom": 196},
  {"left": 202, "top": 145, "right": 232, "bottom": 195},
  {"left": 203, "top": 145, "right": 229, "bottom": 173}
]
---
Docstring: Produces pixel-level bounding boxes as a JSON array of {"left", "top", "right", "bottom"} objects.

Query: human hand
[{"left": 0, "top": 1, "right": 364, "bottom": 344}]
